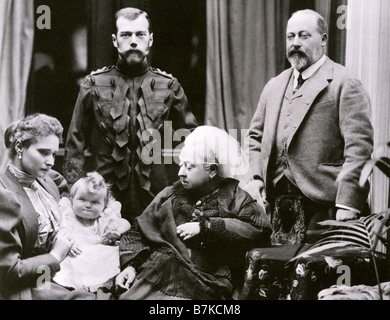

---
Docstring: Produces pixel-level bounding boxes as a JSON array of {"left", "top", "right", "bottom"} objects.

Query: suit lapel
[
  {"left": 286, "top": 58, "right": 334, "bottom": 148},
  {"left": 265, "top": 69, "right": 293, "bottom": 152},
  {"left": 37, "top": 177, "right": 60, "bottom": 203},
  {"left": 1, "top": 169, "right": 39, "bottom": 256}
]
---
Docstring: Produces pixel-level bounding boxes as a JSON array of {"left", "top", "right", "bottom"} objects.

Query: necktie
[{"left": 293, "top": 73, "right": 305, "bottom": 94}]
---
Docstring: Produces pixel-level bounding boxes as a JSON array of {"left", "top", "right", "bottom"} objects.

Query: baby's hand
[
  {"left": 50, "top": 229, "right": 74, "bottom": 262},
  {"left": 68, "top": 245, "right": 82, "bottom": 258},
  {"left": 101, "top": 230, "right": 121, "bottom": 245}
]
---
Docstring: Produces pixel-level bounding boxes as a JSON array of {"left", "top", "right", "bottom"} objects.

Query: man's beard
[
  {"left": 287, "top": 50, "right": 310, "bottom": 71},
  {"left": 118, "top": 49, "right": 147, "bottom": 66},
  {"left": 287, "top": 47, "right": 323, "bottom": 71}
]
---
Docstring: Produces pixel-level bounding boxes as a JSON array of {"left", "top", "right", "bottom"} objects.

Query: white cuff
[{"left": 336, "top": 204, "right": 360, "bottom": 214}]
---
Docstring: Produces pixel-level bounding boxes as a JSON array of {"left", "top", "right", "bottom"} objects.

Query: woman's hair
[
  {"left": 181, "top": 126, "right": 248, "bottom": 176},
  {"left": 180, "top": 126, "right": 254, "bottom": 188},
  {"left": 5, "top": 113, "right": 63, "bottom": 159},
  {"left": 4, "top": 121, "right": 19, "bottom": 149},
  {"left": 70, "top": 172, "right": 112, "bottom": 207}
]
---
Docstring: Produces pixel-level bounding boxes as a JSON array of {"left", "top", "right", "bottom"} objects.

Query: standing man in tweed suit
[{"left": 246, "top": 9, "right": 373, "bottom": 244}]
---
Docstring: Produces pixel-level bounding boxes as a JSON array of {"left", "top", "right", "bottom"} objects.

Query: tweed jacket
[{"left": 247, "top": 57, "right": 374, "bottom": 212}]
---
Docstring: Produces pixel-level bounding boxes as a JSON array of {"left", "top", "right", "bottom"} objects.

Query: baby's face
[{"left": 72, "top": 186, "right": 106, "bottom": 220}]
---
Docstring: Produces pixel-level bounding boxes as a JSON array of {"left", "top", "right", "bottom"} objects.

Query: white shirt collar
[{"left": 293, "top": 55, "right": 327, "bottom": 87}]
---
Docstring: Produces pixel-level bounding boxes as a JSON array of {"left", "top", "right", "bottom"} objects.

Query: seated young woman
[{"left": 0, "top": 113, "right": 109, "bottom": 300}]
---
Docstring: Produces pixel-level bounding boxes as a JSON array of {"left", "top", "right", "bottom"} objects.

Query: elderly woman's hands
[
  {"left": 115, "top": 266, "right": 136, "bottom": 292},
  {"left": 177, "top": 222, "right": 200, "bottom": 241}
]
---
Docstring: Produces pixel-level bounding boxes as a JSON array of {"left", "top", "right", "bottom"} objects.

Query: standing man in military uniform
[{"left": 63, "top": 7, "right": 198, "bottom": 223}]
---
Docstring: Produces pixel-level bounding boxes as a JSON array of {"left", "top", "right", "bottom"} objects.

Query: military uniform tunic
[{"left": 63, "top": 60, "right": 198, "bottom": 222}]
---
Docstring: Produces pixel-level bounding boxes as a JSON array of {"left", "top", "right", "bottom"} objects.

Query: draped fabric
[
  {"left": 0, "top": 0, "right": 34, "bottom": 174},
  {"left": 345, "top": 0, "right": 390, "bottom": 213},
  {"left": 205, "top": 0, "right": 290, "bottom": 132},
  {"left": 314, "top": 0, "right": 347, "bottom": 66}
]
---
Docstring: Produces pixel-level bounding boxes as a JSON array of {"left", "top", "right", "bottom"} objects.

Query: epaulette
[
  {"left": 150, "top": 67, "right": 174, "bottom": 79},
  {"left": 89, "top": 65, "right": 115, "bottom": 76}
]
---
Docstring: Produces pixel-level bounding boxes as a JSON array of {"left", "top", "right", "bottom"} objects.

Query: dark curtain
[
  {"left": 205, "top": 0, "right": 290, "bottom": 133},
  {"left": 1, "top": 0, "right": 34, "bottom": 118},
  {"left": 28, "top": 0, "right": 89, "bottom": 142},
  {"left": 0, "top": 0, "right": 34, "bottom": 174},
  {"left": 327, "top": 0, "right": 347, "bottom": 66},
  {"left": 148, "top": 0, "right": 207, "bottom": 124}
]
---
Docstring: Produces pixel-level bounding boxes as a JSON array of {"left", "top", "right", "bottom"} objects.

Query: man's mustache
[
  {"left": 288, "top": 49, "right": 307, "bottom": 58},
  {"left": 118, "top": 48, "right": 143, "bottom": 56}
]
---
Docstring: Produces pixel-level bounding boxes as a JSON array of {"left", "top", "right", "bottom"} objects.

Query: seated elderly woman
[{"left": 115, "top": 125, "right": 272, "bottom": 300}]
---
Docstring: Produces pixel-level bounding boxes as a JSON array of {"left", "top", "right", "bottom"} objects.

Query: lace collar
[{"left": 8, "top": 164, "right": 36, "bottom": 188}]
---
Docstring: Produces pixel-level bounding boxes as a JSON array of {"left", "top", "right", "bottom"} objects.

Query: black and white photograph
[{"left": 0, "top": 0, "right": 389, "bottom": 308}]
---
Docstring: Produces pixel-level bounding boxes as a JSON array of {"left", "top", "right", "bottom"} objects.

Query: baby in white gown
[{"left": 53, "top": 172, "right": 130, "bottom": 292}]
